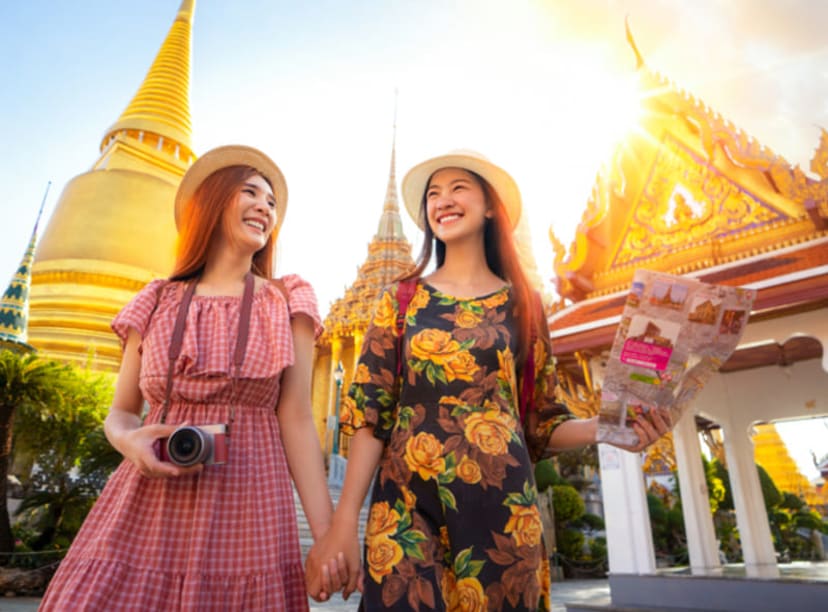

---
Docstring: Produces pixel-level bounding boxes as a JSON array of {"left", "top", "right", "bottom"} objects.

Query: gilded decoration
[{"left": 612, "top": 134, "right": 786, "bottom": 269}]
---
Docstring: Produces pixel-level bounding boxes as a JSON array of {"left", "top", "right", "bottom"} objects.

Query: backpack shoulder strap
[
  {"left": 395, "top": 278, "right": 418, "bottom": 380},
  {"left": 519, "top": 291, "right": 544, "bottom": 423}
]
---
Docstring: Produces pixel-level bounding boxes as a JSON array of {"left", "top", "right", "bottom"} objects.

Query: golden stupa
[
  {"left": 753, "top": 423, "right": 822, "bottom": 509},
  {"left": 312, "top": 129, "right": 415, "bottom": 447},
  {"left": 28, "top": 0, "right": 196, "bottom": 371}
]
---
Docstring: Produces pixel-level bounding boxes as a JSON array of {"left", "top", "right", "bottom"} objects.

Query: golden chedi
[{"left": 29, "top": 0, "right": 196, "bottom": 371}]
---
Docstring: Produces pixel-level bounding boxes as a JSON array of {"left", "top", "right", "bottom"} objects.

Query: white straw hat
[
  {"left": 174, "top": 145, "right": 288, "bottom": 231},
  {"left": 401, "top": 149, "right": 522, "bottom": 230}
]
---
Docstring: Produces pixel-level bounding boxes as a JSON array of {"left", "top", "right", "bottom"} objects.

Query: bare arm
[
  {"left": 306, "top": 425, "right": 384, "bottom": 600},
  {"left": 277, "top": 315, "right": 334, "bottom": 541},
  {"left": 104, "top": 328, "right": 199, "bottom": 478},
  {"left": 548, "top": 410, "right": 672, "bottom": 454}
]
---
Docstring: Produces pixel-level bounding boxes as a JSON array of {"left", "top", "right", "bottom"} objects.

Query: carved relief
[{"left": 613, "top": 135, "right": 787, "bottom": 267}]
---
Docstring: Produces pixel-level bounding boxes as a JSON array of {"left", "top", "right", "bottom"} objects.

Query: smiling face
[
  {"left": 218, "top": 173, "right": 277, "bottom": 254},
  {"left": 425, "top": 167, "right": 492, "bottom": 244}
]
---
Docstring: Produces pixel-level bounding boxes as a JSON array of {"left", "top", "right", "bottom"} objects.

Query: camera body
[{"left": 157, "top": 424, "right": 228, "bottom": 467}]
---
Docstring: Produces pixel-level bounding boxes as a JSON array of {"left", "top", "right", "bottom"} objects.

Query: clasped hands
[{"left": 305, "top": 520, "right": 362, "bottom": 602}]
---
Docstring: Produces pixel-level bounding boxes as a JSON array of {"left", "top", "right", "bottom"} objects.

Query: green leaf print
[
  {"left": 394, "top": 499, "right": 412, "bottom": 532},
  {"left": 396, "top": 405, "right": 415, "bottom": 429},
  {"left": 376, "top": 388, "right": 395, "bottom": 408},
  {"left": 398, "top": 529, "right": 428, "bottom": 561},
  {"left": 425, "top": 362, "right": 448, "bottom": 385},
  {"left": 460, "top": 302, "right": 484, "bottom": 317},
  {"left": 438, "top": 452, "right": 457, "bottom": 485},
  {"left": 454, "top": 547, "right": 485, "bottom": 579},
  {"left": 449, "top": 403, "right": 472, "bottom": 417},
  {"left": 438, "top": 485, "right": 457, "bottom": 512}
]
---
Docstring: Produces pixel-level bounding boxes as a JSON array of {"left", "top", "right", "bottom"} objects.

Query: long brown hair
[
  {"left": 170, "top": 165, "right": 275, "bottom": 280},
  {"left": 400, "top": 170, "right": 543, "bottom": 371}
]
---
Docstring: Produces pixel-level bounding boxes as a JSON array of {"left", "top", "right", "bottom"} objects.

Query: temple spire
[
  {"left": 375, "top": 91, "right": 406, "bottom": 240},
  {"left": 0, "top": 183, "right": 50, "bottom": 353},
  {"left": 101, "top": 0, "right": 196, "bottom": 154}
]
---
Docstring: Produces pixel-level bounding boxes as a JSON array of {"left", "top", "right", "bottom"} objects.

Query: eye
[
  {"left": 267, "top": 199, "right": 276, "bottom": 209},
  {"left": 242, "top": 188, "right": 255, "bottom": 196}
]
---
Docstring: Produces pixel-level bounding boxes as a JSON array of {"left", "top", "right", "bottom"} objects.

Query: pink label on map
[{"left": 620, "top": 339, "right": 673, "bottom": 371}]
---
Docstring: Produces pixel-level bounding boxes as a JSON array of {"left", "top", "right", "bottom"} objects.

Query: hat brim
[
  {"left": 401, "top": 153, "right": 522, "bottom": 230},
  {"left": 174, "top": 145, "right": 288, "bottom": 232}
]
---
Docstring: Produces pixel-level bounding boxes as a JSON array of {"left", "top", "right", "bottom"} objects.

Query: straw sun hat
[
  {"left": 401, "top": 150, "right": 522, "bottom": 230},
  {"left": 174, "top": 145, "right": 288, "bottom": 232}
]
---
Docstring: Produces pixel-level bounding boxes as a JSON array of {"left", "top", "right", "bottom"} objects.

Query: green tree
[
  {"left": 0, "top": 350, "right": 69, "bottom": 558},
  {"left": 12, "top": 366, "right": 116, "bottom": 551}
]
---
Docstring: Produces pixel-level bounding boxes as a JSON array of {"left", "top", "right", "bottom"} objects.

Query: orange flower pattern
[{"left": 344, "top": 281, "right": 573, "bottom": 611}]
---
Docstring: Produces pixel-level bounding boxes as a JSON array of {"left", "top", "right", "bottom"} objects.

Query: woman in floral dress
[
  {"left": 41, "top": 145, "right": 332, "bottom": 610},
  {"left": 307, "top": 150, "right": 670, "bottom": 611}
]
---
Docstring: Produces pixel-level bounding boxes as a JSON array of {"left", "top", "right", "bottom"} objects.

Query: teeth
[
  {"left": 439, "top": 214, "right": 461, "bottom": 224},
  {"left": 244, "top": 220, "right": 265, "bottom": 232}
]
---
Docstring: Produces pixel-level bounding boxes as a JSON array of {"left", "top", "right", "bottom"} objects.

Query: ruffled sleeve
[
  {"left": 280, "top": 274, "right": 323, "bottom": 339},
  {"left": 524, "top": 332, "right": 575, "bottom": 463},
  {"left": 340, "top": 284, "right": 400, "bottom": 442},
  {"left": 111, "top": 279, "right": 169, "bottom": 349}
]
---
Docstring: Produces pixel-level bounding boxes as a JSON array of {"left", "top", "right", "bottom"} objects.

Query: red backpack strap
[
  {"left": 395, "top": 278, "right": 418, "bottom": 380},
  {"left": 519, "top": 291, "right": 544, "bottom": 423}
]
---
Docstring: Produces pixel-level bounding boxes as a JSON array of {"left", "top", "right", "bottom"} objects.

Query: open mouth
[
  {"left": 437, "top": 213, "right": 462, "bottom": 225},
  {"left": 243, "top": 219, "right": 267, "bottom": 232}
]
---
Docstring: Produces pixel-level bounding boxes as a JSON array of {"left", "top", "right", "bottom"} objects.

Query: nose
[{"left": 253, "top": 195, "right": 273, "bottom": 216}]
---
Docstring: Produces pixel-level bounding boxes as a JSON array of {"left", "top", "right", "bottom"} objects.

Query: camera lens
[{"left": 167, "top": 426, "right": 210, "bottom": 466}]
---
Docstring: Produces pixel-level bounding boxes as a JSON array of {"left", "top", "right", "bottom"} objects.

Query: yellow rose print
[
  {"left": 409, "top": 285, "right": 430, "bottom": 313},
  {"left": 410, "top": 328, "right": 460, "bottom": 366},
  {"left": 404, "top": 432, "right": 446, "bottom": 481},
  {"left": 455, "top": 308, "right": 482, "bottom": 329},
  {"left": 444, "top": 350, "right": 479, "bottom": 383},
  {"left": 464, "top": 409, "right": 515, "bottom": 456},
  {"left": 366, "top": 501, "right": 401, "bottom": 540},
  {"left": 504, "top": 503, "right": 543, "bottom": 548},
  {"left": 451, "top": 577, "right": 488, "bottom": 612},
  {"left": 456, "top": 456, "right": 482, "bottom": 484},
  {"left": 339, "top": 396, "right": 363, "bottom": 429},
  {"left": 366, "top": 534, "right": 404, "bottom": 583},
  {"left": 372, "top": 290, "right": 397, "bottom": 330},
  {"left": 441, "top": 566, "right": 456, "bottom": 606},
  {"left": 401, "top": 486, "right": 417, "bottom": 511},
  {"left": 353, "top": 363, "right": 371, "bottom": 384},
  {"left": 481, "top": 290, "right": 508, "bottom": 309}
]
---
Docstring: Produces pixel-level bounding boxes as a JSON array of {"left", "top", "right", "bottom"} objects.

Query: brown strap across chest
[{"left": 159, "top": 273, "right": 256, "bottom": 428}]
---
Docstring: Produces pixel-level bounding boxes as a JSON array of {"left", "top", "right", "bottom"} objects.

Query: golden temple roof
[
  {"left": 102, "top": 0, "right": 195, "bottom": 157},
  {"left": 320, "top": 129, "right": 414, "bottom": 346},
  {"left": 753, "top": 423, "right": 822, "bottom": 510},
  {"left": 551, "top": 39, "right": 828, "bottom": 303}
]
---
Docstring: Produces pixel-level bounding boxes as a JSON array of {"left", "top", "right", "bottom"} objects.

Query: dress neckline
[{"left": 421, "top": 280, "right": 510, "bottom": 302}]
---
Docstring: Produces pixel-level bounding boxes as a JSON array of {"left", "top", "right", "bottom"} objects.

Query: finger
[
  {"left": 635, "top": 415, "right": 658, "bottom": 443},
  {"left": 344, "top": 560, "right": 359, "bottom": 599},
  {"left": 336, "top": 551, "right": 349, "bottom": 587},
  {"left": 320, "top": 562, "right": 333, "bottom": 599},
  {"left": 357, "top": 566, "right": 365, "bottom": 593}
]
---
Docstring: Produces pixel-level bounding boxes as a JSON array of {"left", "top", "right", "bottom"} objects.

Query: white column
[
  {"left": 672, "top": 409, "right": 721, "bottom": 574},
  {"left": 720, "top": 413, "right": 779, "bottom": 578},
  {"left": 598, "top": 444, "right": 656, "bottom": 574}
]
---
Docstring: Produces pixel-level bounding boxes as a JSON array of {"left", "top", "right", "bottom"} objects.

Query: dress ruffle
[{"left": 111, "top": 274, "right": 322, "bottom": 382}]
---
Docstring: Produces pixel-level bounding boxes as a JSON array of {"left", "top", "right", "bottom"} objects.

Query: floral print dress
[{"left": 341, "top": 281, "right": 573, "bottom": 611}]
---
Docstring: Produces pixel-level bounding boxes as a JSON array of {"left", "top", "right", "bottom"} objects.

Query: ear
[{"left": 485, "top": 208, "right": 495, "bottom": 219}]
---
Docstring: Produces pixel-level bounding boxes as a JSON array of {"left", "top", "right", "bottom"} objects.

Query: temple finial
[
  {"left": 376, "top": 91, "right": 405, "bottom": 240},
  {"left": 0, "top": 182, "right": 50, "bottom": 353},
  {"left": 101, "top": 0, "right": 196, "bottom": 153},
  {"left": 625, "top": 16, "right": 645, "bottom": 70}
]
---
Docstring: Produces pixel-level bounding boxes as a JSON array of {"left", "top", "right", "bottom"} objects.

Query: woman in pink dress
[{"left": 41, "top": 145, "right": 333, "bottom": 610}]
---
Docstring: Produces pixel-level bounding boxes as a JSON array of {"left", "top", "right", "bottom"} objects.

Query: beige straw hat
[
  {"left": 401, "top": 150, "right": 522, "bottom": 230},
  {"left": 174, "top": 145, "right": 288, "bottom": 231}
]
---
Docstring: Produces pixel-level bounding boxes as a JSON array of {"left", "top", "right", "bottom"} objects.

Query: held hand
[
  {"left": 305, "top": 521, "right": 361, "bottom": 600},
  {"left": 120, "top": 423, "right": 203, "bottom": 479},
  {"left": 614, "top": 407, "right": 672, "bottom": 453}
]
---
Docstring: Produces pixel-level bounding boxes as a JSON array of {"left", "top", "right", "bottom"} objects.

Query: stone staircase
[{"left": 293, "top": 485, "right": 370, "bottom": 558}]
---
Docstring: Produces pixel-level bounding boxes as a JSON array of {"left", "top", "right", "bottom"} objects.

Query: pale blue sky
[{"left": 1, "top": 0, "right": 826, "bottom": 480}]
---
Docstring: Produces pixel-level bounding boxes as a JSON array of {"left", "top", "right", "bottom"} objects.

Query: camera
[{"left": 157, "top": 424, "right": 228, "bottom": 467}]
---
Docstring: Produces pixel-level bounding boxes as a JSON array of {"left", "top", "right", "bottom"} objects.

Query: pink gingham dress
[{"left": 40, "top": 274, "right": 321, "bottom": 611}]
